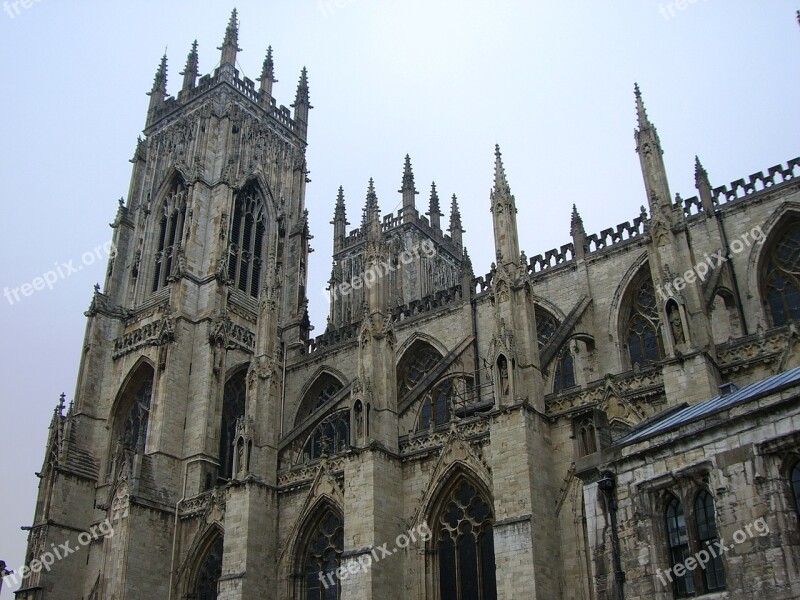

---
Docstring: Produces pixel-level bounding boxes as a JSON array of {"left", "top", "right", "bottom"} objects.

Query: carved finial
[
  {"left": 449, "top": 193, "right": 462, "bottom": 228},
  {"left": 634, "top": 82, "right": 650, "bottom": 129},
  {"left": 493, "top": 144, "right": 511, "bottom": 196},
  {"left": 333, "top": 185, "right": 347, "bottom": 222},
  {"left": 258, "top": 45, "right": 277, "bottom": 96},
  {"left": 150, "top": 54, "right": 168, "bottom": 94},
  {"left": 293, "top": 66, "right": 310, "bottom": 106},
  {"left": 398, "top": 154, "right": 418, "bottom": 211},
  {"left": 181, "top": 40, "right": 199, "bottom": 90},
  {"left": 570, "top": 204, "right": 585, "bottom": 237},
  {"left": 694, "top": 155, "right": 710, "bottom": 187},
  {"left": 118, "top": 197, "right": 124, "bottom": 208},
  {"left": 463, "top": 247, "right": 473, "bottom": 274},
  {"left": 56, "top": 393, "right": 66, "bottom": 417},
  {"left": 219, "top": 8, "right": 240, "bottom": 67},
  {"left": 640, "top": 205, "right": 648, "bottom": 220},
  {"left": 362, "top": 178, "right": 380, "bottom": 230},
  {"left": 428, "top": 182, "right": 442, "bottom": 228}
]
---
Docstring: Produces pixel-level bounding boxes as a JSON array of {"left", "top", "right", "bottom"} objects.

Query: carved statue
[{"left": 668, "top": 303, "right": 685, "bottom": 346}]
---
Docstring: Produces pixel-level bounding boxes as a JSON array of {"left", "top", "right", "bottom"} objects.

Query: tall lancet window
[
  {"left": 219, "top": 371, "right": 246, "bottom": 480},
  {"left": 113, "top": 364, "right": 155, "bottom": 455},
  {"left": 152, "top": 178, "right": 188, "bottom": 292},
  {"left": 762, "top": 220, "right": 800, "bottom": 327},
  {"left": 435, "top": 480, "right": 497, "bottom": 600},
  {"left": 228, "top": 183, "right": 267, "bottom": 298},
  {"left": 302, "top": 509, "right": 344, "bottom": 600},
  {"left": 623, "top": 272, "right": 664, "bottom": 369}
]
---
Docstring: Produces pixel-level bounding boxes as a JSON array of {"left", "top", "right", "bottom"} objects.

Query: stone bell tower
[{"left": 18, "top": 11, "right": 311, "bottom": 599}]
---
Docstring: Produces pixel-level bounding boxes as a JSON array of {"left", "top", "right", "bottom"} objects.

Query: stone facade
[{"left": 15, "top": 10, "right": 800, "bottom": 600}]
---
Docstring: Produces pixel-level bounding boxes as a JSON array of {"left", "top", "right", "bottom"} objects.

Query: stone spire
[
  {"left": 180, "top": 40, "right": 199, "bottom": 93},
  {"left": 570, "top": 204, "right": 585, "bottom": 237},
  {"left": 490, "top": 145, "right": 520, "bottom": 264},
  {"left": 292, "top": 67, "right": 311, "bottom": 137},
  {"left": 634, "top": 84, "right": 672, "bottom": 212},
  {"left": 427, "top": 182, "right": 442, "bottom": 229},
  {"left": 449, "top": 193, "right": 463, "bottom": 249},
  {"left": 695, "top": 156, "right": 714, "bottom": 213},
  {"left": 571, "top": 204, "right": 587, "bottom": 260},
  {"left": 147, "top": 54, "right": 168, "bottom": 124},
  {"left": 219, "top": 8, "right": 240, "bottom": 68},
  {"left": 362, "top": 178, "right": 381, "bottom": 240},
  {"left": 258, "top": 45, "right": 277, "bottom": 99},
  {"left": 332, "top": 186, "right": 349, "bottom": 252},
  {"left": 398, "top": 154, "right": 418, "bottom": 212}
]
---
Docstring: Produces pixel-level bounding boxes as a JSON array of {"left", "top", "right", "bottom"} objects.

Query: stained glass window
[
  {"left": 763, "top": 222, "right": 800, "bottom": 326},
  {"left": 219, "top": 372, "right": 246, "bottom": 480},
  {"left": 228, "top": 184, "right": 267, "bottom": 298},
  {"left": 625, "top": 275, "right": 663, "bottom": 368},
  {"left": 152, "top": 179, "right": 188, "bottom": 292}
]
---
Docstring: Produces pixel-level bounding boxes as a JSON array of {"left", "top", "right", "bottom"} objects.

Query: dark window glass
[
  {"left": 196, "top": 537, "right": 223, "bottom": 600},
  {"left": 219, "top": 372, "right": 246, "bottom": 480},
  {"left": 228, "top": 185, "right": 267, "bottom": 298},
  {"left": 695, "top": 491, "right": 725, "bottom": 592},
  {"left": 397, "top": 344, "right": 442, "bottom": 398},
  {"left": 764, "top": 223, "right": 800, "bottom": 326},
  {"left": 625, "top": 276, "right": 663, "bottom": 368},
  {"left": 437, "top": 482, "right": 497, "bottom": 600},
  {"left": 152, "top": 180, "right": 187, "bottom": 292},
  {"left": 304, "top": 411, "right": 350, "bottom": 462},
  {"left": 304, "top": 511, "right": 343, "bottom": 600},
  {"left": 535, "top": 307, "right": 559, "bottom": 349},
  {"left": 792, "top": 463, "right": 800, "bottom": 517},
  {"left": 666, "top": 497, "right": 694, "bottom": 597},
  {"left": 553, "top": 351, "right": 576, "bottom": 393}
]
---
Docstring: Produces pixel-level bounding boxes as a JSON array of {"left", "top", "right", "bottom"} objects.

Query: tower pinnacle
[
  {"left": 634, "top": 82, "right": 651, "bottom": 130},
  {"left": 259, "top": 46, "right": 277, "bottom": 98},
  {"left": 399, "top": 154, "right": 418, "bottom": 212},
  {"left": 428, "top": 182, "right": 442, "bottom": 229},
  {"left": 362, "top": 178, "right": 380, "bottom": 238},
  {"left": 219, "top": 9, "right": 240, "bottom": 69},
  {"left": 292, "top": 67, "right": 311, "bottom": 136},
  {"left": 147, "top": 54, "right": 168, "bottom": 125},
  {"left": 493, "top": 144, "right": 512, "bottom": 198},
  {"left": 449, "top": 193, "right": 464, "bottom": 248},
  {"left": 180, "top": 40, "right": 199, "bottom": 93},
  {"left": 570, "top": 204, "right": 585, "bottom": 237}
]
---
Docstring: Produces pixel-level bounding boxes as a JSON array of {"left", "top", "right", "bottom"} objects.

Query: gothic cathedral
[{"left": 16, "top": 10, "right": 800, "bottom": 600}]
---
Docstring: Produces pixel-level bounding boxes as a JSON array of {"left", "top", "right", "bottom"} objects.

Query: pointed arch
[
  {"left": 534, "top": 304, "right": 560, "bottom": 350},
  {"left": 709, "top": 287, "right": 741, "bottom": 344},
  {"left": 219, "top": 367, "right": 247, "bottom": 480},
  {"left": 618, "top": 265, "right": 664, "bottom": 369},
  {"left": 151, "top": 172, "right": 189, "bottom": 292},
  {"left": 228, "top": 179, "right": 270, "bottom": 298},
  {"left": 299, "top": 409, "right": 350, "bottom": 464},
  {"left": 294, "top": 368, "right": 346, "bottom": 426},
  {"left": 756, "top": 211, "right": 800, "bottom": 327},
  {"left": 292, "top": 497, "right": 344, "bottom": 600},
  {"left": 108, "top": 359, "right": 155, "bottom": 465},
  {"left": 397, "top": 337, "right": 445, "bottom": 400},
  {"left": 425, "top": 467, "right": 497, "bottom": 600},
  {"left": 178, "top": 522, "right": 225, "bottom": 600}
]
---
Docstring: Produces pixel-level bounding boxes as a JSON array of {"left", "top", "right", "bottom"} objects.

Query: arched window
[
  {"left": 219, "top": 371, "right": 246, "bottom": 480},
  {"left": 228, "top": 183, "right": 267, "bottom": 298},
  {"left": 792, "top": 463, "right": 800, "bottom": 517},
  {"left": 435, "top": 480, "right": 497, "bottom": 600},
  {"left": 114, "top": 365, "right": 154, "bottom": 454},
  {"left": 623, "top": 273, "right": 664, "bottom": 368},
  {"left": 419, "top": 380, "right": 453, "bottom": 430},
  {"left": 397, "top": 341, "right": 443, "bottom": 399},
  {"left": 576, "top": 418, "right": 597, "bottom": 456},
  {"left": 695, "top": 491, "right": 725, "bottom": 592},
  {"left": 296, "top": 374, "right": 344, "bottom": 426},
  {"left": 302, "top": 509, "right": 343, "bottom": 600},
  {"left": 665, "top": 496, "right": 694, "bottom": 597},
  {"left": 195, "top": 536, "right": 224, "bottom": 600},
  {"left": 152, "top": 178, "right": 188, "bottom": 292},
  {"left": 762, "top": 221, "right": 800, "bottom": 327},
  {"left": 303, "top": 411, "right": 350, "bottom": 463},
  {"left": 553, "top": 350, "right": 576, "bottom": 393},
  {"left": 535, "top": 306, "right": 559, "bottom": 350}
]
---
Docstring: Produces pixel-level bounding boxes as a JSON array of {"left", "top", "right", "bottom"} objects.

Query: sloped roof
[{"left": 615, "top": 367, "right": 800, "bottom": 447}]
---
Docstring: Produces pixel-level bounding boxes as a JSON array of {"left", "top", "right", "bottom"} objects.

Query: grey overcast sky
[{"left": 1, "top": 1, "right": 798, "bottom": 594}]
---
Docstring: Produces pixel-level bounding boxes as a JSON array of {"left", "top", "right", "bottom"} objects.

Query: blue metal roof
[{"left": 615, "top": 367, "right": 800, "bottom": 447}]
